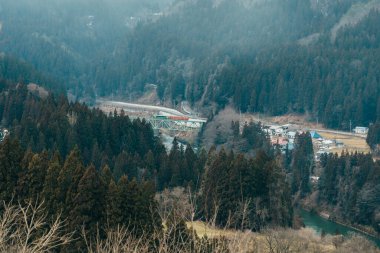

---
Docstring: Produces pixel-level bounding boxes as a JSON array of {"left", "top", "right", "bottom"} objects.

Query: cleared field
[
  {"left": 319, "top": 132, "right": 370, "bottom": 154},
  {"left": 186, "top": 221, "right": 339, "bottom": 252}
]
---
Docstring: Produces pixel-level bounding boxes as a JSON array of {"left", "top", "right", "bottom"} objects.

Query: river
[
  {"left": 160, "top": 133, "right": 187, "bottom": 152},
  {"left": 299, "top": 209, "right": 380, "bottom": 247}
]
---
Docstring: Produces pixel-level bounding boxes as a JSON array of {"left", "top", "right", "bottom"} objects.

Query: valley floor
[{"left": 242, "top": 113, "right": 370, "bottom": 155}]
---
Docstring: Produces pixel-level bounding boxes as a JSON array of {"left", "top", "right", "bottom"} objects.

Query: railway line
[{"left": 97, "top": 99, "right": 207, "bottom": 131}]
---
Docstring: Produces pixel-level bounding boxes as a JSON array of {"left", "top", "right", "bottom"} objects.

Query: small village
[{"left": 261, "top": 123, "right": 369, "bottom": 161}]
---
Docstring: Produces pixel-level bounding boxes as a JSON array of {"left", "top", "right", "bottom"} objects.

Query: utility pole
[{"left": 316, "top": 111, "right": 319, "bottom": 126}]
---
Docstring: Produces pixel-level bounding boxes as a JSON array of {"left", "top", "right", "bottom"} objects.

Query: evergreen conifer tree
[
  {"left": 0, "top": 138, "right": 23, "bottom": 203},
  {"left": 69, "top": 165, "right": 106, "bottom": 241},
  {"left": 42, "top": 150, "right": 61, "bottom": 216},
  {"left": 105, "top": 179, "right": 122, "bottom": 229},
  {"left": 56, "top": 146, "right": 85, "bottom": 217},
  {"left": 24, "top": 151, "right": 49, "bottom": 201},
  {"left": 291, "top": 132, "right": 313, "bottom": 197}
]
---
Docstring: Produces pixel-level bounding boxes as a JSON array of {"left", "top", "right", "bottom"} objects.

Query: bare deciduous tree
[
  {"left": 0, "top": 201, "right": 72, "bottom": 253},
  {"left": 84, "top": 226, "right": 150, "bottom": 253}
]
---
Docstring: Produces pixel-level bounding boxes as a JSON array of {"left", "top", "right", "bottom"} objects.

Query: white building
[
  {"left": 287, "top": 131, "right": 297, "bottom": 140},
  {"left": 275, "top": 128, "right": 285, "bottom": 136},
  {"left": 353, "top": 126, "right": 369, "bottom": 134}
]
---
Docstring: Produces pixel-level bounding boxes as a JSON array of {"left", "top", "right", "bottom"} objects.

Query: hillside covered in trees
[
  {"left": 0, "top": 70, "right": 298, "bottom": 250},
  {"left": 317, "top": 152, "right": 380, "bottom": 234},
  {"left": 1, "top": 0, "right": 380, "bottom": 129},
  {"left": 0, "top": 0, "right": 174, "bottom": 96},
  {"left": 0, "top": 54, "right": 63, "bottom": 93},
  {"left": 114, "top": 0, "right": 380, "bottom": 129},
  {"left": 367, "top": 123, "right": 380, "bottom": 155}
]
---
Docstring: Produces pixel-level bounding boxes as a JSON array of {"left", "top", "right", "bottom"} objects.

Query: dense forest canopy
[
  {"left": 108, "top": 0, "right": 379, "bottom": 129},
  {"left": 0, "top": 55, "right": 63, "bottom": 92},
  {"left": 0, "top": 0, "right": 174, "bottom": 96},
  {"left": 0, "top": 77, "right": 296, "bottom": 251},
  {"left": 318, "top": 152, "right": 380, "bottom": 233},
  {"left": 367, "top": 123, "right": 380, "bottom": 150}
]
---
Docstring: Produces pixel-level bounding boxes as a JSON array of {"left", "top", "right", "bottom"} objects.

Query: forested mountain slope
[
  {"left": 1, "top": 0, "right": 380, "bottom": 128},
  {"left": 105, "top": 0, "right": 380, "bottom": 129},
  {"left": 212, "top": 15, "right": 380, "bottom": 129},
  {"left": 97, "top": 0, "right": 344, "bottom": 96},
  {"left": 0, "top": 54, "right": 63, "bottom": 92},
  {"left": 0, "top": 0, "right": 173, "bottom": 96},
  {"left": 313, "top": 152, "right": 380, "bottom": 235}
]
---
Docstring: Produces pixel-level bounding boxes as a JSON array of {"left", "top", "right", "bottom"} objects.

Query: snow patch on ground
[{"left": 298, "top": 33, "right": 321, "bottom": 46}]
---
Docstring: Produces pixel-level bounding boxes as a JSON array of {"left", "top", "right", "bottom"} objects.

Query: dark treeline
[
  {"left": 286, "top": 132, "right": 380, "bottom": 235},
  {"left": 367, "top": 123, "right": 380, "bottom": 154},
  {"left": 0, "top": 55, "right": 63, "bottom": 92},
  {"left": 0, "top": 84, "right": 168, "bottom": 183},
  {"left": 158, "top": 138, "right": 207, "bottom": 190},
  {"left": 0, "top": 76, "right": 210, "bottom": 190},
  {"left": 290, "top": 132, "right": 314, "bottom": 198},
  {"left": 0, "top": 82, "right": 217, "bottom": 191},
  {"left": 318, "top": 152, "right": 380, "bottom": 233},
  {"left": 209, "top": 120, "right": 271, "bottom": 156},
  {"left": 0, "top": 83, "right": 296, "bottom": 251},
  {"left": 234, "top": 121, "right": 272, "bottom": 154},
  {"left": 0, "top": 139, "right": 293, "bottom": 250},
  {"left": 200, "top": 148, "right": 293, "bottom": 230},
  {"left": 0, "top": 140, "right": 160, "bottom": 251}
]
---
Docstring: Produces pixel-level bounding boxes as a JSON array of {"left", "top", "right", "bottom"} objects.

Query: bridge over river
[{"left": 97, "top": 100, "right": 207, "bottom": 132}]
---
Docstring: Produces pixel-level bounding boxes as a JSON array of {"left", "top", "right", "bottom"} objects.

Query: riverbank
[
  {"left": 299, "top": 209, "right": 380, "bottom": 247},
  {"left": 302, "top": 206, "right": 380, "bottom": 240},
  {"left": 329, "top": 217, "right": 380, "bottom": 241}
]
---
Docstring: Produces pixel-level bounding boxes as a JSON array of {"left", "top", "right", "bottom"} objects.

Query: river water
[
  {"left": 160, "top": 133, "right": 186, "bottom": 152},
  {"left": 299, "top": 209, "right": 380, "bottom": 247}
]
